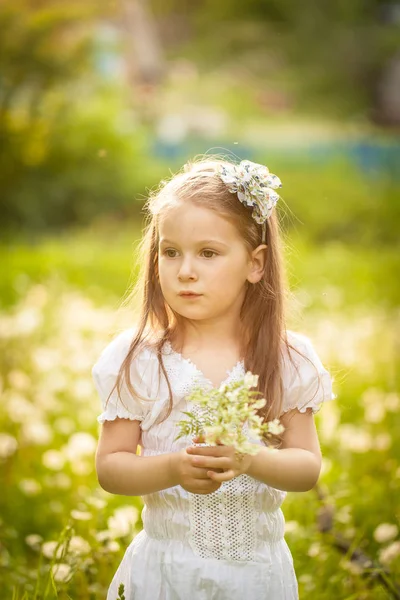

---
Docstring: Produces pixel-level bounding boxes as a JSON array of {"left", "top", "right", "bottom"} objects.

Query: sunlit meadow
[{"left": 0, "top": 226, "right": 399, "bottom": 599}]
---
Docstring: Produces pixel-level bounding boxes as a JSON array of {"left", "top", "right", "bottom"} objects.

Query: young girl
[{"left": 92, "top": 157, "right": 335, "bottom": 600}]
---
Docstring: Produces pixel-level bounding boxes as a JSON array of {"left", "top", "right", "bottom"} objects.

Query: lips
[{"left": 179, "top": 292, "right": 202, "bottom": 297}]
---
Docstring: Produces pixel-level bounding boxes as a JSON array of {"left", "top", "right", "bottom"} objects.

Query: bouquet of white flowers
[{"left": 176, "top": 372, "right": 285, "bottom": 457}]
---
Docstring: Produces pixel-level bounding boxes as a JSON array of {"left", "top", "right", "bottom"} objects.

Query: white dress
[{"left": 92, "top": 329, "right": 335, "bottom": 600}]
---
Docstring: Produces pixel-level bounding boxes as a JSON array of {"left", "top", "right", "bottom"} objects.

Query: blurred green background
[{"left": 1, "top": 1, "right": 399, "bottom": 598}]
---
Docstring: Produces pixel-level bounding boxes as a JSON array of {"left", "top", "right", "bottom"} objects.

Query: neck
[{"left": 172, "top": 313, "right": 244, "bottom": 353}]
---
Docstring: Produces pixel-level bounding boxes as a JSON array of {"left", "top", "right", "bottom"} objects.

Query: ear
[{"left": 247, "top": 244, "right": 267, "bottom": 284}]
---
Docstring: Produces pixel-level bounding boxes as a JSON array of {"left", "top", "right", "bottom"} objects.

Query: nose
[{"left": 177, "top": 255, "right": 198, "bottom": 282}]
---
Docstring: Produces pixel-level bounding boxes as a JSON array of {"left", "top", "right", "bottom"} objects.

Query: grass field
[{"left": 1, "top": 224, "right": 399, "bottom": 599}]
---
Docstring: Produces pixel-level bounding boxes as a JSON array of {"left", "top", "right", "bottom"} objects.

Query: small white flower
[
  {"left": 42, "top": 541, "right": 64, "bottom": 560},
  {"left": 64, "top": 432, "right": 97, "bottom": 461},
  {"left": 252, "top": 398, "right": 267, "bottom": 409},
  {"left": 42, "top": 450, "right": 65, "bottom": 471},
  {"left": 107, "top": 540, "right": 121, "bottom": 552},
  {"left": 285, "top": 521, "right": 300, "bottom": 534},
  {"left": 244, "top": 372, "right": 259, "bottom": 388},
  {"left": 19, "top": 479, "right": 41, "bottom": 496},
  {"left": 268, "top": 419, "right": 285, "bottom": 435},
  {"left": 0, "top": 433, "right": 18, "bottom": 458},
  {"left": 51, "top": 563, "right": 72, "bottom": 583},
  {"left": 25, "top": 534, "right": 43, "bottom": 550},
  {"left": 69, "top": 536, "right": 91, "bottom": 555},
  {"left": 379, "top": 541, "right": 400, "bottom": 565},
  {"left": 70, "top": 510, "right": 92, "bottom": 521},
  {"left": 374, "top": 523, "right": 398, "bottom": 544},
  {"left": 96, "top": 530, "right": 111, "bottom": 542},
  {"left": 107, "top": 506, "right": 139, "bottom": 538}
]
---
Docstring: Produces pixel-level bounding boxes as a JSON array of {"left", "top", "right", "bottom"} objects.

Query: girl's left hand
[{"left": 186, "top": 436, "right": 253, "bottom": 483}]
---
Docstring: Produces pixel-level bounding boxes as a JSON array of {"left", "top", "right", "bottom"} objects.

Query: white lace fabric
[{"left": 92, "top": 329, "right": 335, "bottom": 600}]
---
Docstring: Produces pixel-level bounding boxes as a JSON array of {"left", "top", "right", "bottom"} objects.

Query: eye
[
  {"left": 201, "top": 249, "right": 218, "bottom": 259},
  {"left": 163, "top": 248, "right": 178, "bottom": 258}
]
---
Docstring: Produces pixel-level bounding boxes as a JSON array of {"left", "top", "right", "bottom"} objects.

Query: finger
[
  {"left": 191, "top": 466, "right": 213, "bottom": 479},
  {"left": 187, "top": 445, "right": 230, "bottom": 457},
  {"left": 190, "top": 456, "right": 231, "bottom": 470},
  {"left": 207, "top": 469, "right": 235, "bottom": 483},
  {"left": 192, "top": 478, "right": 220, "bottom": 491},
  {"left": 193, "top": 435, "right": 205, "bottom": 443}
]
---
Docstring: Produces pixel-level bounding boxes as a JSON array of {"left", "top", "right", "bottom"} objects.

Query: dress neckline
[{"left": 163, "top": 340, "right": 245, "bottom": 390}]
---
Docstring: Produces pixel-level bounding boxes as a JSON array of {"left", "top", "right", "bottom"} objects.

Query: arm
[
  {"left": 187, "top": 408, "right": 322, "bottom": 493},
  {"left": 95, "top": 418, "right": 222, "bottom": 496},
  {"left": 246, "top": 408, "right": 322, "bottom": 491}
]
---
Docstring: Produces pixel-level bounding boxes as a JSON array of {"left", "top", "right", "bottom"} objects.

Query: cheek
[
  {"left": 208, "top": 260, "right": 248, "bottom": 292},
  {"left": 158, "top": 262, "right": 173, "bottom": 292}
]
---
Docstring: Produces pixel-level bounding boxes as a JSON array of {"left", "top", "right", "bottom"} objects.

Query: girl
[{"left": 92, "top": 157, "right": 335, "bottom": 600}]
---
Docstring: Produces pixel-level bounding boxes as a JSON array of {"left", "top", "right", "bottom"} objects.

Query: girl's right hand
[{"left": 170, "top": 448, "right": 222, "bottom": 495}]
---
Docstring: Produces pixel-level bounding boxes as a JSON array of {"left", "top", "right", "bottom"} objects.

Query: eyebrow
[{"left": 159, "top": 238, "right": 229, "bottom": 248}]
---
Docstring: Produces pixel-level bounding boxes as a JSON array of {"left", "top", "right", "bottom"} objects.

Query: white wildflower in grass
[
  {"left": 25, "top": 534, "right": 43, "bottom": 550},
  {"left": 71, "top": 377, "right": 94, "bottom": 399},
  {"left": 42, "top": 541, "right": 64, "bottom": 560},
  {"left": 364, "top": 402, "right": 386, "bottom": 423},
  {"left": 307, "top": 542, "right": 321, "bottom": 557},
  {"left": 378, "top": 541, "right": 400, "bottom": 565},
  {"left": 337, "top": 425, "right": 373, "bottom": 453},
  {"left": 107, "top": 506, "right": 139, "bottom": 538},
  {"left": 69, "top": 536, "right": 91, "bottom": 555},
  {"left": 107, "top": 540, "right": 121, "bottom": 552},
  {"left": 384, "top": 392, "right": 400, "bottom": 411},
  {"left": 51, "top": 563, "right": 73, "bottom": 583},
  {"left": 53, "top": 416, "right": 76, "bottom": 435},
  {"left": 336, "top": 505, "right": 352, "bottom": 524},
  {"left": 50, "top": 473, "right": 72, "bottom": 489},
  {"left": 0, "top": 433, "right": 18, "bottom": 458},
  {"left": 96, "top": 530, "right": 112, "bottom": 543},
  {"left": 176, "top": 371, "right": 284, "bottom": 455},
  {"left": 33, "top": 346, "right": 61, "bottom": 372},
  {"left": 284, "top": 521, "right": 300, "bottom": 534},
  {"left": 70, "top": 459, "right": 93, "bottom": 476},
  {"left": 42, "top": 449, "right": 66, "bottom": 470},
  {"left": 373, "top": 523, "right": 399, "bottom": 544},
  {"left": 19, "top": 479, "right": 41, "bottom": 496},
  {"left": 8, "top": 369, "right": 31, "bottom": 391},
  {"left": 87, "top": 496, "right": 107, "bottom": 510},
  {"left": 70, "top": 509, "right": 93, "bottom": 521},
  {"left": 6, "top": 392, "right": 36, "bottom": 422},
  {"left": 340, "top": 558, "right": 363, "bottom": 575},
  {"left": 64, "top": 432, "right": 97, "bottom": 461},
  {"left": 22, "top": 420, "right": 53, "bottom": 445}
]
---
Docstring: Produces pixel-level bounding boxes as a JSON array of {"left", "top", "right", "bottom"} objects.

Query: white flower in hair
[{"left": 218, "top": 160, "right": 282, "bottom": 224}]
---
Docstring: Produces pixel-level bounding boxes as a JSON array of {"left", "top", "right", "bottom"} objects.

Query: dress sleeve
[
  {"left": 281, "top": 331, "right": 336, "bottom": 415},
  {"left": 92, "top": 329, "right": 152, "bottom": 425}
]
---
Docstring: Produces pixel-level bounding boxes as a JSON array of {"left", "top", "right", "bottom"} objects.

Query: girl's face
[{"left": 158, "top": 201, "right": 265, "bottom": 323}]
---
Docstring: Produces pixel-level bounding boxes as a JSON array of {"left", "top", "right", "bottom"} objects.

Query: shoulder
[
  {"left": 92, "top": 327, "right": 158, "bottom": 384},
  {"left": 280, "top": 329, "right": 335, "bottom": 414},
  {"left": 283, "top": 329, "right": 326, "bottom": 374}
]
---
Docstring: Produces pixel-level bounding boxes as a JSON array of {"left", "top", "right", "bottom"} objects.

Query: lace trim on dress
[{"left": 162, "top": 341, "right": 245, "bottom": 391}]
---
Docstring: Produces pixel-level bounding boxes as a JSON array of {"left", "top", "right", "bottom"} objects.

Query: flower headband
[{"left": 218, "top": 160, "right": 282, "bottom": 242}]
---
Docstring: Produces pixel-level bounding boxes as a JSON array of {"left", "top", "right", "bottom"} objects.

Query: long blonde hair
[{"left": 112, "top": 156, "right": 320, "bottom": 435}]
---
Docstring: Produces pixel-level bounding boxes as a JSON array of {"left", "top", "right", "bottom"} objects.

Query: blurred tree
[
  {"left": 122, "top": 0, "right": 166, "bottom": 85},
  {"left": 0, "top": 0, "right": 157, "bottom": 235},
  {"left": 150, "top": 0, "right": 400, "bottom": 121}
]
